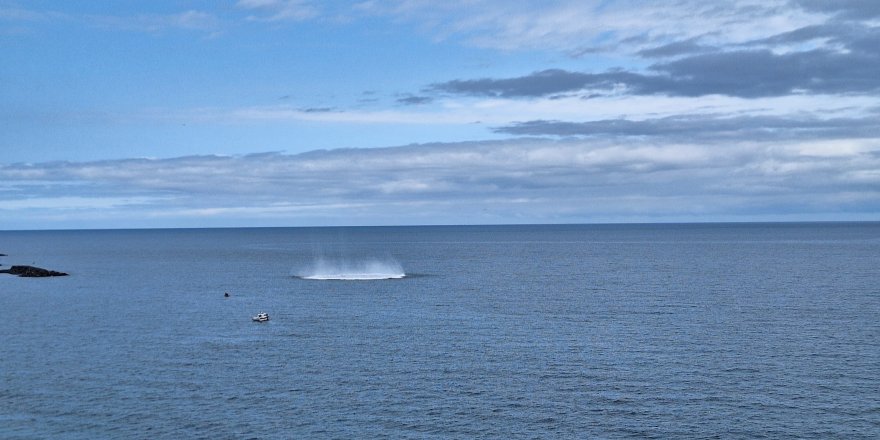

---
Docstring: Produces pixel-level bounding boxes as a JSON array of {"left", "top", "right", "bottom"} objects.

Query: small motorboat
[{"left": 252, "top": 312, "right": 269, "bottom": 322}]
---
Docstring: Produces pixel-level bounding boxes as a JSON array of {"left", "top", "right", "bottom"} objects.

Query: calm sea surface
[{"left": 1, "top": 223, "right": 878, "bottom": 439}]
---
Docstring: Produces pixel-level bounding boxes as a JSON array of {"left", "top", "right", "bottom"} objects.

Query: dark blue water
[{"left": 1, "top": 223, "right": 878, "bottom": 439}]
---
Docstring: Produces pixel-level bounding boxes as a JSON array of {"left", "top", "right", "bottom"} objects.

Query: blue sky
[{"left": 1, "top": 0, "right": 878, "bottom": 229}]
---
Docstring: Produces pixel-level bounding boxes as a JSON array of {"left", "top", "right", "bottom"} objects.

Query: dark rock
[{"left": 0, "top": 265, "right": 68, "bottom": 277}]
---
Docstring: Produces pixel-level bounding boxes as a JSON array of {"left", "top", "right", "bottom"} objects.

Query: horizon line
[{"left": 2, "top": 219, "right": 878, "bottom": 233}]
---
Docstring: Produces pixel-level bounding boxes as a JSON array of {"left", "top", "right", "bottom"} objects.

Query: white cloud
[
  {"left": 356, "top": 0, "right": 827, "bottom": 53},
  {"left": 236, "top": 0, "right": 319, "bottom": 22},
  {"left": 0, "top": 196, "right": 166, "bottom": 210},
  {"left": 2, "top": 137, "right": 877, "bottom": 228},
  {"left": 78, "top": 10, "right": 220, "bottom": 34},
  {"left": 207, "top": 93, "right": 879, "bottom": 132},
  {"left": 791, "top": 139, "right": 878, "bottom": 157}
]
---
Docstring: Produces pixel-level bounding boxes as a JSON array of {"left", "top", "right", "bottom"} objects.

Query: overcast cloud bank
[{"left": 2, "top": 138, "right": 877, "bottom": 229}]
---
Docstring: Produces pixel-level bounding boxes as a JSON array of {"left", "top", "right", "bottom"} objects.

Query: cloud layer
[
  {"left": 495, "top": 110, "right": 880, "bottom": 142},
  {"left": 431, "top": 22, "right": 880, "bottom": 99},
  {"left": 2, "top": 138, "right": 877, "bottom": 228}
]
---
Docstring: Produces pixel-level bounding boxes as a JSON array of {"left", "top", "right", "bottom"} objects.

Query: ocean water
[{"left": 1, "top": 223, "right": 878, "bottom": 439}]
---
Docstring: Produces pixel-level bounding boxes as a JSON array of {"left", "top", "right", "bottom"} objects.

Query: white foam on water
[{"left": 297, "top": 258, "right": 406, "bottom": 280}]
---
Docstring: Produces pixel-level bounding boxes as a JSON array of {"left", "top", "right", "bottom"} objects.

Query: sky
[{"left": 1, "top": 0, "right": 878, "bottom": 229}]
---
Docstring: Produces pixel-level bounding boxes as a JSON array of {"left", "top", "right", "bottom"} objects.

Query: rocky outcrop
[{"left": 0, "top": 265, "right": 68, "bottom": 277}]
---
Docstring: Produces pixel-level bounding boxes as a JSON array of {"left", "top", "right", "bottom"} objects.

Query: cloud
[
  {"left": 226, "top": 105, "right": 467, "bottom": 124},
  {"left": 431, "top": 22, "right": 880, "bottom": 99},
  {"left": 494, "top": 111, "right": 880, "bottom": 142},
  {"left": 2, "top": 138, "right": 877, "bottom": 228},
  {"left": 299, "top": 107, "right": 336, "bottom": 113},
  {"left": 795, "top": 0, "right": 880, "bottom": 19},
  {"left": 431, "top": 69, "right": 632, "bottom": 98},
  {"left": 0, "top": 4, "right": 64, "bottom": 21},
  {"left": 0, "top": 196, "right": 164, "bottom": 210},
  {"left": 397, "top": 95, "right": 433, "bottom": 105},
  {"left": 651, "top": 46, "right": 880, "bottom": 98},
  {"left": 89, "top": 10, "right": 221, "bottom": 33},
  {"left": 236, "top": 0, "right": 319, "bottom": 22},
  {"left": 637, "top": 39, "right": 715, "bottom": 58},
  {"left": 0, "top": 3, "right": 222, "bottom": 34},
  {"left": 355, "top": 0, "right": 829, "bottom": 54},
  {"left": 745, "top": 23, "right": 850, "bottom": 46},
  {"left": 399, "top": 0, "right": 875, "bottom": 99}
]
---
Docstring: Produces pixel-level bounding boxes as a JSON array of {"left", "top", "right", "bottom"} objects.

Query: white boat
[{"left": 252, "top": 312, "right": 269, "bottom": 322}]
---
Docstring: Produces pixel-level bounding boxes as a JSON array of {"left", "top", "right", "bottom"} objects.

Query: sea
[{"left": 1, "top": 223, "right": 878, "bottom": 439}]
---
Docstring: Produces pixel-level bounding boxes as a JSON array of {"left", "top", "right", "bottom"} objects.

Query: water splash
[{"left": 296, "top": 258, "right": 406, "bottom": 280}]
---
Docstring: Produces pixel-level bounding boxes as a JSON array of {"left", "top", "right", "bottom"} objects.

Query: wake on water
[{"left": 295, "top": 258, "right": 406, "bottom": 280}]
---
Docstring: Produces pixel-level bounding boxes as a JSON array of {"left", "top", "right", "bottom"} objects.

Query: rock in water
[{"left": 0, "top": 265, "right": 68, "bottom": 277}]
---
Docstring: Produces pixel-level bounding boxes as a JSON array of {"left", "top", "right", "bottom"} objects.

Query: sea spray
[{"left": 296, "top": 257, "right": 405, "bottom": 280}]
